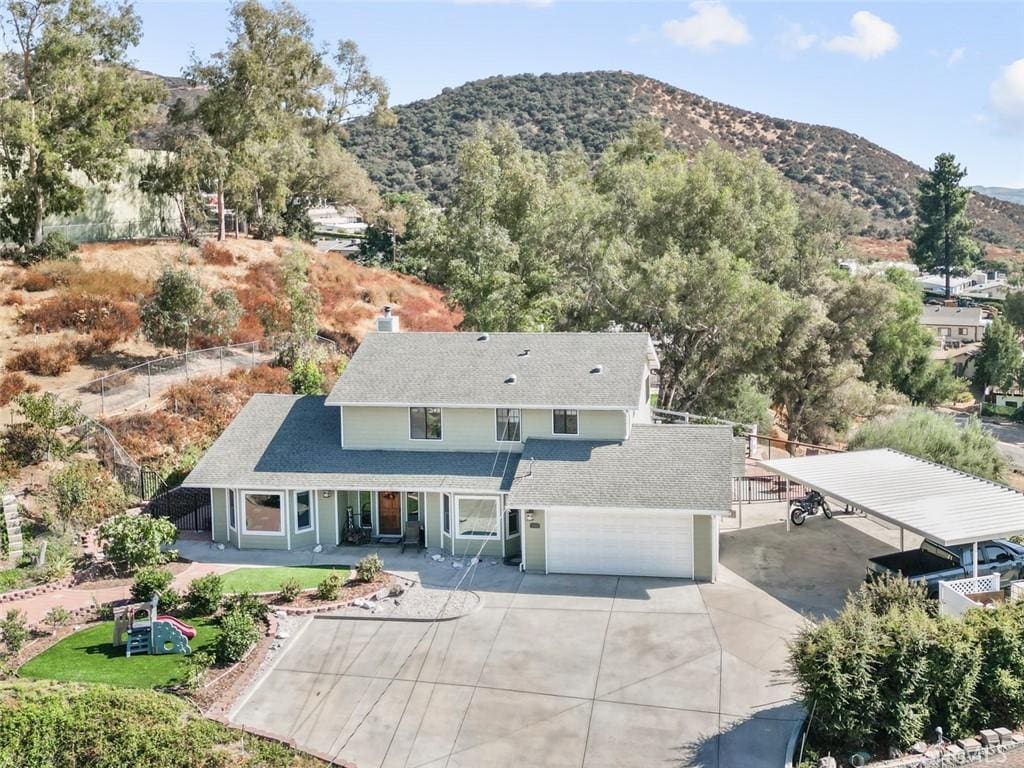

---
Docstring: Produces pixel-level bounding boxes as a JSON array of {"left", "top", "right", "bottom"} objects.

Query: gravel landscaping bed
[{"left": 328, "top": 581, "right": 479, "bottom": 620}]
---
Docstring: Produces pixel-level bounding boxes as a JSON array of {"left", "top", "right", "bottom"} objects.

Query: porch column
[{"left": 972, "top": 541, "right": 979, "bottom": 579}]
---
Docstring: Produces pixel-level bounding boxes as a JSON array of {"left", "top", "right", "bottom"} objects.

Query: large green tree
[
  {"left": 849, "top": 409, "right": 1006, "bottom": 482},
  {"left": 865, "top": 268, "right": 965, "bottom": 405},
  {"left": 908, "top": 153, "right": 983, "bottom": 297},
  {"left": 183, "top": 0, "right": 389, "bottom": 240},
  {"left": 974, "top": 315, "right": 1022, "bottom": 390},
  {"left": 0, "top": 0, "right": 162, "bottom": 246}
]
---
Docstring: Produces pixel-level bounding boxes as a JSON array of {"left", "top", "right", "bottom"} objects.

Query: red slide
[{"left": 157, "top": 615, "right": 196, "bottom": 639}]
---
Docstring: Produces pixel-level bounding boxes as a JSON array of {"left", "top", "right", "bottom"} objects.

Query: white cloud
[
  {"left": 777, "top": 21, "right": 817, "bottom": 52},
  {"left": 990, "top": 58, "right": 1024, "bottom": 135},
  {"left": 627, "top": 27, "right": 656, "bottom": 46},
  {"left": 662, "top": 1, "right": 751, "bottom": 52},
  {"left": 824, "top": 11, "right": 900, "bottom": 60},
  {"left": 947, "top": 47, "right": 966, "bottom": 66}
]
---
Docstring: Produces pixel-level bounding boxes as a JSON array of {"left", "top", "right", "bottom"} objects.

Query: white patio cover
[{"left": 759, "top": 448, "right": 1024, "bottom": 546}]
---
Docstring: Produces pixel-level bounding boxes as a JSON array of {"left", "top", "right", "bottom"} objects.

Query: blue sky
[{"left": 132, "top": 1, "right": 1024, "bottom": 187}]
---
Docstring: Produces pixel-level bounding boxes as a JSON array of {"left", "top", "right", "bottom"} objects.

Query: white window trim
[
  {"left": 552, "top": 408, "right": 579, "bottom": 436},
  {"left": 409, "top": 406, "right": 444, "bottom": 441},
  {"left": 241, "top": 490, "right": 286, "bottom": 536},
  {"left": 454, "top": 495, "right": 501, "bottom": 540},
  {"left": 506, "top": 506, "right": 521, "bottom": 538},
  {"left": 495, "top": 408, "right": 522, "bottom": 443},
  {"left": 227, "top": 489, "right": 237, "bottom": 531},
  {"left": 293, "top": 490, "right": 315, "bottom": 534}
]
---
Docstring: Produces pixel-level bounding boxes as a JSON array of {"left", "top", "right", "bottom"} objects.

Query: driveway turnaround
[{"left": 232, "top": 569, "right": 804, "bottom": 768}]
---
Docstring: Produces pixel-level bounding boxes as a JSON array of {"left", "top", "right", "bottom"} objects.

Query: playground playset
[{"left": 112, "top": 597, "right": 195, "bottom": 657}]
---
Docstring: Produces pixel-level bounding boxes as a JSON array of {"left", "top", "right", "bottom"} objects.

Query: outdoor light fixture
[
  {"left": 526, "top": 511, "right": 534, "bottom": 522},
  {"left": 321, "top": 490, "right": 331, "bottom": 498}
]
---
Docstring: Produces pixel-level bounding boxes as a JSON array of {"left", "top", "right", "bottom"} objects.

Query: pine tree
[{"left": 908, "top": 153, "right": 983, "bottom": 298}]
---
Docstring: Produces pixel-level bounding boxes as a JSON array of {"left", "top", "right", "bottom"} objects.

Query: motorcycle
[{"left": 789, "top": 489, "right": 832, "bottom": 526}]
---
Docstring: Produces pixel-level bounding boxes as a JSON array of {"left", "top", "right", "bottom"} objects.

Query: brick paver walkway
[{"left": 2, "top": 562, "right": 237, "bottom": 626}]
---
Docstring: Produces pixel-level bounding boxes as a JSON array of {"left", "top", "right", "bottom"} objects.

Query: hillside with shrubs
[
  {"left": 345, "top": 71, "right": 1024, "bottom": 248},
  {"left": 0, "top": 237, "right": 460, "bottom": 409}
]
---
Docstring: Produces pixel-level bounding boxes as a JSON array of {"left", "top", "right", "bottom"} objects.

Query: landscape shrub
[
  {"left": 97, "top": 514, "right": 177, "bottom": 572},
  {"left": 49, "top": 459, "right": 128, "bottom": 530},
  {"left": 278, "top": 578, "right": 302, "bottom": 602},
  {"left": 288, "top": 357, "right": 324, "bottom": 394},
  {"left": 224, "top": 591, "right": 269, "bottom": 626},
  {"left": 199, "top": 239, "right": 235, "bottom": 266},
  {"left": 315, "top": 570, "right": 346, "bottom": 601},
  {"left": 7, "top": 341, "right": 78, "bottom": 376},
  {"left": 0, "top": 423, "right": 48, "bottom": 470},
  {"left": 0, "top": 373, "right": 37, "bottom": 407},
  {"left": 42, "top": 554, "right": 74, "bottom": 582},
  {"left": 130, "top": 565, "right": 174, "bottom": 602},
  {"left": 1, "top": 291, "right": 24, "bottom": 306},
  {"left": 185, "top": 574, "right": 224, "bottom": 616},
  {"left": 7, "top": 233, "right": 78, "bottom": 267},
  {"left": 355, "top": 553, "right": 383, "bottom": 583},
  {"left": 19, "top": 293, "right": 140, "bottom": 339},
  {"left": 0, "top": 610, "right": 29, "bottom": 657},
  {"left": 791, "top": 575, "right": 1024, "bottom": 756},
  {"left": 214, "top": 609, "right": 259, "bottom": 663},
  {"left": 0, "top": 681, "right": 317, "bottom": 766},
  {"left": 34, "top": 261, "right": 149, "bottom": 299},
  {"left": 43, "top": 606, "right": 71, "bottom": 633},
  {"left": 180, "top": 649, "right": 214, "bottom": 691},
  {"left": 16, "top": 271, "right": 55, "bottom": 292},
  {"left": 981, "top": 402, "right": 1020, "bottom": 420}
]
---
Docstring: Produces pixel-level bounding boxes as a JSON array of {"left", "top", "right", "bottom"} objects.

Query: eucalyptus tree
[{"left": 0, "top": 0, "right": 162, "bottom": 246}]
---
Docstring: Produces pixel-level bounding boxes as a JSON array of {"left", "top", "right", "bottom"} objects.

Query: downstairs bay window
[{"left": 455, "top": 497, "right": 500, "bottom": 539}]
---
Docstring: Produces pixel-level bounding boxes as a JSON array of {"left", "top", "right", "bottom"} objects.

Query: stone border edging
[
  {"left": 0, "top": 576, "right": 75, "bottom": 604},
  {"left": 206, "top": 713, "right": 357, "bottom": 768}
]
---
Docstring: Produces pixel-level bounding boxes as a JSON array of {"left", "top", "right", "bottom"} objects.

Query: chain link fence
[{"left": 13, "top": 335, "right": 339, "bottom": 501}]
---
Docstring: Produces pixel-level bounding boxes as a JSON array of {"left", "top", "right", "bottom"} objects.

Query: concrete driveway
[{"left": 231, "top": 570, "right": 804, "bottom": 768}]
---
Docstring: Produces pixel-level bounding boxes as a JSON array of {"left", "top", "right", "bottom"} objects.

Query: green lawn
[
  {"left": 19, "top": 618, "right": 220, "bottom": 689},
  {"left": 219, "top": 565, "right": 349, "bottom": 593}
]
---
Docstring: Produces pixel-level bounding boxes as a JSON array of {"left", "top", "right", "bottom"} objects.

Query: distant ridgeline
[{"left": 342, "top": 71, "right": 1024, "bottom": 249}]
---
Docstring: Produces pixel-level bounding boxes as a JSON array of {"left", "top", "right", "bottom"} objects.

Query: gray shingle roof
[
  {"left": 919, "top": 306, "right": 984, "bottom": 327},
  {"left": 506, "top": 424, "right": 734, "bottom": 512},
  {"left": 324, "top": 332, "right": 656, "bottom": 409},
  {"left": 183, "top": 394, "right": 520, "bottom": 492}
]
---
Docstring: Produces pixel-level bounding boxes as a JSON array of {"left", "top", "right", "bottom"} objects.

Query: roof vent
[
  {"left": 505, "top": 374, "right": 517, "bottom": 384},
  {"left": 519, "top": 348, "right": 530, "bottom": 357},
  {"left": 376, "top": 306, "right": 400, "bottom": 333},
  {"left": 591, "top": 364, "right": 604, "bottom": 374},
  {"left": 478, "top": 333, "right": 489, "bottom": 342}
]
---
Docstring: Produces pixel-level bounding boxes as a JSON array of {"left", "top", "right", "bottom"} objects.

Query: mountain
[
  {"left": 974, "top": 186, "right": 1024, "bottom": 207},
  {"left": 344, "top": 72, "right": 1024, "bottom": 249}
]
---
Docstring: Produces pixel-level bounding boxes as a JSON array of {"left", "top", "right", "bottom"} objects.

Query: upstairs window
[
  {"left": 496, "top": 408, "right": 522, "bottom": 442},
  {"left": 553, "top": 409, "right": 579, "bottom": 435},
  {"left": 410, "top": 407, "right": 442, "bottom": 440}
]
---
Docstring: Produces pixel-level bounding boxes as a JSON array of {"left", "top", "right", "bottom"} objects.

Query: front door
[{"left": 378, "top": 492, "right": 402, "bottom": 535}]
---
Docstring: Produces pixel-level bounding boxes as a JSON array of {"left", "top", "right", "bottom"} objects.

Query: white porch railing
[{"left": 938, "top": 574, "right": 1001, "bottom": 617}]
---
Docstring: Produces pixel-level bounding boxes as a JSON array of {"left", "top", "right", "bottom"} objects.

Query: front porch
[{"left": 207, "top": 487, "right": 521, "bottom": 562}]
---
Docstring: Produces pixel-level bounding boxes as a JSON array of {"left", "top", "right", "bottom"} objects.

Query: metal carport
[{"left": 760, "top": 448, "right": 1024, "bottom": 578}]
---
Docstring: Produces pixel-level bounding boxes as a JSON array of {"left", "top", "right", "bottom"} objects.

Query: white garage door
[{"left": 546, "top": 508, "right": 694, "bottom": 578}]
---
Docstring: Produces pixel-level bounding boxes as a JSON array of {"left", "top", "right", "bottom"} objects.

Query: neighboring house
[
  {"left": 988, "top": 388, "right": 1024, "bottom": 409},
  {"left": 920, "top": 305, "right": 987, "bottom": 345},
  {"left": 916, "top": 270, "right": 1007, "bottom": 300},
  {"left": 183, "top": 312, "right": 735, "bottom": 581},
  {"left": 931, "top": 342, "right": 979, "bottom": 379}
]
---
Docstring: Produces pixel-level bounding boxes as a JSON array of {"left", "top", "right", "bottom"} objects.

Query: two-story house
[
  {"left": 920, "top": 305, "right": 987, "bottom": 345},
  {"left": 183, "top": 313, "right": 734, "bottom": 580}
]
